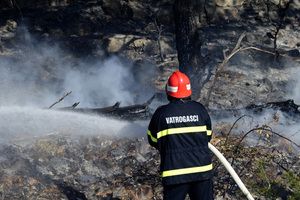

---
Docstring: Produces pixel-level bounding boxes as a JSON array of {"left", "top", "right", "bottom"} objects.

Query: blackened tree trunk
[{"left": 174, "top": 0, "right": 207, "bottom": 97}]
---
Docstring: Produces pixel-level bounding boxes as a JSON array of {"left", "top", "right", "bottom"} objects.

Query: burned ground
[{"left": 0, "top": 0, "right": 300, "bottom": 200}]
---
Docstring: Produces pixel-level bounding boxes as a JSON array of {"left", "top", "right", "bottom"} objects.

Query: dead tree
[{"left": 173, "top": 0, "right": 208, "bottom": 96}]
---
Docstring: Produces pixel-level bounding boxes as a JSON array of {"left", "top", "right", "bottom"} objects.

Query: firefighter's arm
[
  {"left": 147, "top": 129, "right": 158, "bottom": 149},
  {"left": 206, "top": 113, "right": 212, "bottom": 142},
  {"left": 147, "top": 112, "right": 159, "bottom": 149}
]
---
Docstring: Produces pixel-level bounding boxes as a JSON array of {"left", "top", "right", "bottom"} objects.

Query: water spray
[{"left": 208, "top": 143, "right": 255, "bottom": 200}]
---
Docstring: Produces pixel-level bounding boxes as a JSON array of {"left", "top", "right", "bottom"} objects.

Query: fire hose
[{"left": 208, "top": 143, "right": 255, "bottom": 200}]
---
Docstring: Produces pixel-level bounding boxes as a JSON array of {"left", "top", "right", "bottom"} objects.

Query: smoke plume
[
  {"left": 0, "top": 27, "right": 154, "bottom": 143},
  {"left": 289, "top": 69, "right": 300, "bottom": 105},
  {"left": 0, "top": 28, "right": 155, "bottom": 107}
]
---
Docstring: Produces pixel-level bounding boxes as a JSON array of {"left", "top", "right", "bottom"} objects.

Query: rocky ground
[{"left": 0, "top": 0, "right": 300, "bottom": 199}]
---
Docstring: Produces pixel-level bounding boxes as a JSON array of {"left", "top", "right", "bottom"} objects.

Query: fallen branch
[
  {"left": 58, "top": 95, "right": 155, "bottom": 120},
  {"left": 49, "top": 91, "right": 72, "bottom": 109},
  {"left": 237, "top": 46, "right": 300, "bottom": 61}
]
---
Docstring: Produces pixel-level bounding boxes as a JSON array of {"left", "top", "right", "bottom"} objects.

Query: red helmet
[{"left": 166, "top": 70, "right": 192, "bottom": 98}]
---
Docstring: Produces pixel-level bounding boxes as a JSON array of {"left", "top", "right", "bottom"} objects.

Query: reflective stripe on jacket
[{"left": 147, "top": 100, "right": 213, "bottom": 185}]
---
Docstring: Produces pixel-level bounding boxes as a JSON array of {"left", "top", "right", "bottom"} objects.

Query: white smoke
[
  {"left": 213, "top": 109, "right": 300, "bottom": 151},
  {"left": 0, "top": 27, "right": 154, "bottom": 143},
  {"left": 0, "top": 27, "right": 155, "bottom": 107},
  {"left": 289, "top": 69, "right": 300, "bottom": 105},
  {"left": 62, "top": 57, "right": 144, "bottom": 107},
  {"left": 211, "top": 56, "right": 300, "bottom": 150}
]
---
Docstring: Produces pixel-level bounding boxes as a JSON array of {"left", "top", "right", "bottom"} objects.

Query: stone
[
  {"left": 105, "top": 34, "right": 135, "bottom": 53},
  {"left": 0, "top": 20, "right": 17, "bottom": 39},
  {"left": 277, "top": 29, "right": 300, "bottom": 49},
  {"left": 215, "top": 0, "right": 245, "bottom": 7},
  {"left": 130, "top": 38, "right": 152, "bottom": 49}
]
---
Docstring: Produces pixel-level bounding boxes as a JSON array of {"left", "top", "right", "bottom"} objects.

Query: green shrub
[{"left": 283, "top": 171, "right": 300, "bottom": 200}]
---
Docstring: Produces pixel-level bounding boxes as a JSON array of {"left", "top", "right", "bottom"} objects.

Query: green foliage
[
  {"left": 253, "top": 159, "right": 282, "bottom": 198},
  {"left": 283, "top": 171, "right": 300, "bottom": 200},
  {"left": 251, "top": 160, "right": 300, "bottom": 199}
]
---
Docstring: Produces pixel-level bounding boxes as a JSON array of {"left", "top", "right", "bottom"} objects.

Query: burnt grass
[{"left": 0, "top": 131, "right": 299, "bottom": 200}]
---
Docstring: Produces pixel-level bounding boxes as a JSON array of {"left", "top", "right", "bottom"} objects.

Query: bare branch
[
  {"left": 49, "top": 91, "right": 72, "bottom": 109},
  {"left": 231, "top": 126, "right": 300, "bottom": 166},
  {"left": 71, "top": 102, "right": 80, "bottom": 109},
  {"left": 205, "top": 32, "right": 246, "bottom": 107},
  {"left": 232, "top": 32, "right": 246, "bottom": 53},
  {"left": 224, "top": 115, "right": 253, "bottom": 146},
  {"left": 239, "top": 46, "right": 300, "bottom": 61}
]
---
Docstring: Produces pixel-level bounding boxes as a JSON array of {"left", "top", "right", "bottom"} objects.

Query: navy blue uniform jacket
[{"left": 147, "top": 99, "right": 213, "bottom": 185}]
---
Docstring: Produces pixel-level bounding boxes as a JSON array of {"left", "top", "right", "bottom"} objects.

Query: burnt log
[
  {"left": 210, "top": 99, "right": 300, "bottom": 119},
  {"left": 245, "top": 99, "right": 300, "bottom": 114},
  {"left": 58, "top": 95, "right": 155, "bottom": 121}
]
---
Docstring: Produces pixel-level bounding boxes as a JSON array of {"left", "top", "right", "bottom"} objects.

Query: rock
[
  {"left": 130, "top": 38, "right": 152, "bottom": 49},
  {"left": 0, "top": 20, "right": 17, "bottom": 40},
  {"left": 291, "top": 1, "right": 300, "bottom": 9},
  {"left": 204, "top": 0, "right": 246, "bottom": 22},
  {"left": 105, "top": 34, "right": 135, "bottom": 53},
  {"left": 277, "top": 28, "right": 300, "bottom": 50},
  {"left": 159, "top": 37, "right": 176, "bottom": 55},
  {"left": 215, "top": 0, "right": 245, "bottom": 7}
]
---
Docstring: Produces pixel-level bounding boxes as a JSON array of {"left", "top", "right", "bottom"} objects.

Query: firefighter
[{"left": 147, "top": 70, "right": 213, "bottom": 200}]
